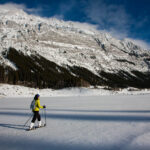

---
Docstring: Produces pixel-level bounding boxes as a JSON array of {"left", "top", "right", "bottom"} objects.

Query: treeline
[{"left": 100, "top": 70, "right": 150, "bottom": 89}]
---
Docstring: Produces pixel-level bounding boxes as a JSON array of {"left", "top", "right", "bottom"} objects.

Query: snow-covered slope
[{"left": 0, "top": 7, "right": 150, "bottom": 88}]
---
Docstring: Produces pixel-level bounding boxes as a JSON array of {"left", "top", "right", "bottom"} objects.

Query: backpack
[{"left": 30, "top": 99, "right": 35, "bottom": 110}]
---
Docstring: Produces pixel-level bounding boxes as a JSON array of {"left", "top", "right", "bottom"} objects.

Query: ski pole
[
  {"left": 24, "top": 113, "right": 33, "bottom": 127},
  {"left": 44, "top": 108, "right": 47, "bottom": 126}
]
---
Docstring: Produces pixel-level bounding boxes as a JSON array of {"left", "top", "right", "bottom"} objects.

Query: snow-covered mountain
[{"left": 0, "top": 7, "right": 150, "bottom": 89}]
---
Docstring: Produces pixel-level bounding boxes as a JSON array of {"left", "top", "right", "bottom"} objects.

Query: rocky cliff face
[{"left": 0, "top": 7, "right": 150, "bottom": 89}]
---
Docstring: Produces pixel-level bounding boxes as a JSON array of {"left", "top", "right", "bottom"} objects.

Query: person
[{"left": 29, "top": 94, "right": 46, "bottom": 130}]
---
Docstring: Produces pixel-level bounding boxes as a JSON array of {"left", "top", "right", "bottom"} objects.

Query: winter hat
[{"left": 34, "top": 94, "right": 40, "bottom": 100}]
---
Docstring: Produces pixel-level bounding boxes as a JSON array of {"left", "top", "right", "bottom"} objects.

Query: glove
[{"left": 43, "top": 105, "right": 46, "bottom": 108}]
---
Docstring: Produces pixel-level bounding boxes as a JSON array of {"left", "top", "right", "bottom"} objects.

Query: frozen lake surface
[{"left": 0, "top": 95, "right": 150, "bottom": 150}]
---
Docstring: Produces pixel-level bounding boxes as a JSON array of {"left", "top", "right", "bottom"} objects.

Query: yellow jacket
[{"left": 33, "top": 98, "right": 44, "bottom": 111}]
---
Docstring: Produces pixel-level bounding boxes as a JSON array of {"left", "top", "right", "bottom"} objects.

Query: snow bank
[{"left": 0, "top": 84, "right": 150, "bottom": 98}]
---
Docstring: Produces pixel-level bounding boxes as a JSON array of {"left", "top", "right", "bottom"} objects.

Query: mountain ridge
[{"left": 0, "top": 8, "right": 150, "bottom": 89}]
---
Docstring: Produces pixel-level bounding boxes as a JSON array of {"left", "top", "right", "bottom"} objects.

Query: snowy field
[{"left": 1, "top": 94, "right": 150, "bottom": 150}]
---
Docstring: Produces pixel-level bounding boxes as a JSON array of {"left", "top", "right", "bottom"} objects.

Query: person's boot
[
  {"left": 29, "top": 122, "right": 34, "bottom": 130},
  {"left": 38, "top": 121, "right": 42, "bottom": 127}
]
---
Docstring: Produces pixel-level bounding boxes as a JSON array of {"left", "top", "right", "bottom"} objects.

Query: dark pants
[{"left": 31, "top": 111, "right": 41, "bottom": 123}]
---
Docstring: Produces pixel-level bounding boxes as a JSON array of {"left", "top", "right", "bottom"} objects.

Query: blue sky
[{"left": 0, "top": 0, "right": 150, "bottom": 48}]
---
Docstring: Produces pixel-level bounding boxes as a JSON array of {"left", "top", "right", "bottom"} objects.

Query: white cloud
[
  {"left": 50, "top": 0, "right": 76, "bottom": 20},
  {"left": 84, "top": 0, "right": 130, "bottom": 37},
  {"left": 0, "top": 2, "right": 25, "bottom": 10},
  {"left": 0, "top": 2, "right": 42, "bottom": 15},
  {"left": 103, "top": 28, "right": 128, "bottom": 40},
  {"left": 126, "top": 38, "right": 150, "bottom": 50},
  {"left": 52, "top": 14, "right": 64, "bottom": 20}
]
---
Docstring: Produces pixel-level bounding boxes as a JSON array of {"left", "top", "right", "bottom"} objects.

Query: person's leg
[
  {"left": 37, "top": 111, "right": 42, "bottom": 127},
  {"left": 29, "top": 111, "right": 36, "bottom": 129},
  {"left": 31, "top": 111, "right": 37, "bottom": 123},
  {"left": 37, "top": 111, "right": 41, "bottom": 121}
]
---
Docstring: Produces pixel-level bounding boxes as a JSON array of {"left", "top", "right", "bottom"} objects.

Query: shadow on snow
[
  {"left": 1, "top": 109, "right": 150, "bottom": 122},
  {"left": 0, "top": 123, "right": 25, "bottom": 130},
  {"left": 49, "top": 109, "right": 150, "bottom": 114}
]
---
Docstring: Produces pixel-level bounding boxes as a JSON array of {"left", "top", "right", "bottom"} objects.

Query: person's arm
[{"left": 37, "top": 100, "right": 44, "bottom": 109}]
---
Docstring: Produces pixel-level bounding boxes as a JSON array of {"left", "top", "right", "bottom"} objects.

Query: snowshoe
[
  {"left": 26, "top": 127, "right": 36, "bottom": 131},
  {"left": 35, "top": 124, "right": 46, "bottom": 129}
]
